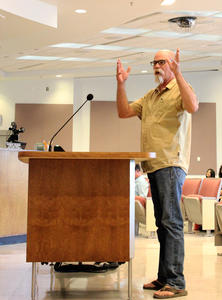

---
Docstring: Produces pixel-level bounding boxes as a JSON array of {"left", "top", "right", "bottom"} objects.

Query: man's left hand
[{"left": 166, "top": 48, "right": 180, "bottom": 75}]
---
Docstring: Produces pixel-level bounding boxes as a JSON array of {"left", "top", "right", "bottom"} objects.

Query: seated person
[
  {"left": 135, "top": 164, "right": 149, "bottom": 234},
  {"left": 206, "top": 168, "right": 215, "bottom": 178},
  {"left": 135, "top": 163, "right": 149, "bottom": 208}
]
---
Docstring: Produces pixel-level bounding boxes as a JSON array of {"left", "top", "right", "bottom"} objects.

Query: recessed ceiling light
[
  {"left": 143, "top": 31, "right": 191, "bottom": 38},
  {"left": 141, "top": 70, "right": 148, "bottom": 73},
  {"left": 61, "top": 57, "right": 97, "bottom": 62},
  {"left": 50, "top": 43, "right": 89, "bottom": 48},
  {"left": 214, "top": 13, "right": 222, "bottom": 18},
  {"left": 189, "top": 34, "right": 222, "bottom": 42},
  {"left": 129, "top": 48, "right": 159, "bottom": 53},
  {"left": 166, "top": 10, "right": 220, "bottom": 17},
  {"left": 179, "top": 50, "right": 197, "bottom": 55},
  {"left": 87, "top": 45, "right": 129, "bottom": 51},
  {"left": 56, "top": 75, "right": 62, "bottom": 78},
  {"left": 205, "top": 52, "right": 222, "bottom": 57},
  {"left": 16, "top": 55, "right": 60, "bottom": 61},
  {"left": 102, "top": 27, "right": 150, "bottom": 35},
  {"left": 102, "top": 59, "right": 129, "bottom": 63},
  {"left": 75, "top": 9, "right": 87, "bottom": 14},
  {"left": 161, "top": 0, "right": 176, "bottom": 6}
]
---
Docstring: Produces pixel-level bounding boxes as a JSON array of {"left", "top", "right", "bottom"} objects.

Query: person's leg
[
  {"left": 148, "top": 167, "right": 186, "bottom": 290},
  {"left": 143, "top": 170, "right": 166, "bottom": 290},
  {"left": 147, "top": 171, "right": 167, "bottom": 285}
]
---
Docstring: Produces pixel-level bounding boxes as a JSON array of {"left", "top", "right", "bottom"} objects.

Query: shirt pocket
[{"left": 154, "top": 97, "right": 179, "bottom": 125}]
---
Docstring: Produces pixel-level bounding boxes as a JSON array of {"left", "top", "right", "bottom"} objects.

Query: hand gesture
[
  {"left": 116, "top": 58, "right": 131, "bottom": 84},
  {"left": 167, "top": 48, "right": 180, "bottom": 75}
]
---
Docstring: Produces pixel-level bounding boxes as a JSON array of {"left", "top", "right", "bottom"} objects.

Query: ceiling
[{"left": 1, "top": 0, "right": 222, "bottom": 80}]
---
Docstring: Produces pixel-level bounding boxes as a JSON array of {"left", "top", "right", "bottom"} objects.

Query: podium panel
[
  {"left": 0, "top": 149, "right": 28, "bottom": 237},
  {"left": 27, "top": 158, "right": 132, "bottom": 262}
]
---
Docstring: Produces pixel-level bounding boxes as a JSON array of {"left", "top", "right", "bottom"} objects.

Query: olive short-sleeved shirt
[{"left": 130, "top": 78, "right": 191, "bottom": 174}]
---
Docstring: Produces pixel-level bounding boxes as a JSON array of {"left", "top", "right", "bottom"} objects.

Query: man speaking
[{"left": 116, "top": 49, "right": 198, "bottom": 299}]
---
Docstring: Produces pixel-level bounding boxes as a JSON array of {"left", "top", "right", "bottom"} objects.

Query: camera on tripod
[
  {"left": 6, "top": 122, "right": 26, "bottom": 149},
  {"left": 7, "top": 122, "right": 25, "bottom": 143}
]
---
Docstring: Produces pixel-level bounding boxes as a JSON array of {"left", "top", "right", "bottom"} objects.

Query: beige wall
[
  {"left": 90, "top": 101, "right": 140, "bottom": 152},
  {"left": 189, "top": 103, "right": 216, "bottom": 175},
  {"left": 15, "top": 103, "right": 73, "bottom": 151}
]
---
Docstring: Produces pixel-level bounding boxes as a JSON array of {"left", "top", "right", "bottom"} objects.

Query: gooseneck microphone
[{"left": 48, "top": 94, "right": 94, "bottom": 152}]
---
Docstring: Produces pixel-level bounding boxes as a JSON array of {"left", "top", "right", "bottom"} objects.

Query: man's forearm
[
  {"left": 116, "top": 83, "right": 135, "bottom": 118},
  {"left": 175, "top": 72, "right": 199, "bottom": 113}
]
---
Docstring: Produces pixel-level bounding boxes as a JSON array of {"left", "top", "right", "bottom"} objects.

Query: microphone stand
[{"left": 48, "top": 98, "right": 90, "bottom": 152}]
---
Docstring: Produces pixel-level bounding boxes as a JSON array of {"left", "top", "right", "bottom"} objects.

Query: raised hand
[
  {"left": 116, "top": 58, "right": 131, "bottom": 84},
  {"left": 167, "top": 48, "right": 180, "bottom": 75}
]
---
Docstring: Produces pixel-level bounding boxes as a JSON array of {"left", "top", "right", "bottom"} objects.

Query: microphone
[{"left": 48, "top": 94, "right": 94, "bottom": 152}]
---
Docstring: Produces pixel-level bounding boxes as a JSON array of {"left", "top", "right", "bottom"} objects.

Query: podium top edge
[{"left": 18, "top": 151, "right": 156, "bottom": 163}]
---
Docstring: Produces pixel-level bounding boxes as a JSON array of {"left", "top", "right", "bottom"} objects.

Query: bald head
[{"left": 154, "top": 50, "right": 175, "bottom": 61}]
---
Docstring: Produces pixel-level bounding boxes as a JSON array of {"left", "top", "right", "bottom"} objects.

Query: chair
[
  {"left": 181, "top": 178, "right": 203, "bottom": 197},
  {"left": 180, "top": 178, "right": 203, "bottom": 231},
  {"left": 135, "top": 178, "right": 157, "bottom": 237},
  {"left": 183, "top": 178, "right": 222, "bottom": 234}
]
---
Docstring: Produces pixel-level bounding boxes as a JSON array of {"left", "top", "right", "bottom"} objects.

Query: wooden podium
[{"left": 18, "top": 151, "right": 153, "bottom": 299}]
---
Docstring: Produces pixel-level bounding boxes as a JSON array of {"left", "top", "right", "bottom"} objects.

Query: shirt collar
[
  {"left": 154, "top": 78, "right": 176, "bottom": 94},
  {"left": 166, "top": 78, "right": 176, "bottom": 90}
]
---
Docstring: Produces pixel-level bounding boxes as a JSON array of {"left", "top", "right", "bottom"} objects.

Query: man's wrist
[
  {"left": 174, "top": 70, "right": 182, "bottom": 79},
  {"left": 117, "top": 81, "right": 126, "bottom": 88}
]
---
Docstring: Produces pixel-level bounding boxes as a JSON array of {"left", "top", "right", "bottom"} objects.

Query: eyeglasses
[{"left": 150, "top": 59, "right": 166, "bottom": 66}]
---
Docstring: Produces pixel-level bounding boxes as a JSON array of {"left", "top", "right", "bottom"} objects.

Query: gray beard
[{"left": 155, "top": 75, "right": 164, "bottom": 85}]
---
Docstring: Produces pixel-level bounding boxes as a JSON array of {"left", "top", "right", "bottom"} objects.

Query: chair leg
[
  {"left": 188, "top": 221, "right": 193, "bottom": 233},
  {"left": 217, "top": 246, "right": 222, "bottom": 256},
  {"left": 135, "top": 221, "right": 139, "bottom": 236},
  {"left": 149, "top": 231, "right": 156, "bottom": 238},
  {"left": 206, "top": 230, "right": 212, "bottom": 236}
]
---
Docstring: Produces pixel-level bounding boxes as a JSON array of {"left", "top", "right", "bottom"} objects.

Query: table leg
[
  {"left": 31, "top": 262, "right": 37, "bottom": 300},
  {"left": 128, "top": 259, "right": 132, "bottom": 300}
]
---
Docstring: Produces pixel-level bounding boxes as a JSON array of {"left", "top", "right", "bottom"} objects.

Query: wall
[
  {"left": 15, "top": 103, "right": 73, "bottom": 150},
  {"left": 186, "top": 71, "right": 222, "bottom": 171},
  {"left": 0, "top": 78, "right": 74, "bottom": 130},
  {"left": 90, "top": 101, "right": 141, "bottom": 152},
  {"left": 189, "top": 103, "right": 216, "bottom": 174}
]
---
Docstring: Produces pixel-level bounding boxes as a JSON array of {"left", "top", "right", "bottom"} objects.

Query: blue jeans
[{"left": 148, "top": 167, "right": 186, "bottom": 290}]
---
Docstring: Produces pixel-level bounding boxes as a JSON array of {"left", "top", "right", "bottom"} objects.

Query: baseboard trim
[{"left": 0, "top": 234, "right": 27, "bottom": 245}]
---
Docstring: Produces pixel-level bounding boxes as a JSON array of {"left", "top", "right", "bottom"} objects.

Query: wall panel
[
  {"left": 15, "top": 103, "right": 73, "bottom": 151},
  {"left": 90, "top": 101, "right": 140, "bottom": 152}
]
